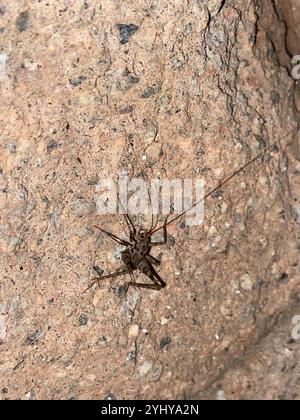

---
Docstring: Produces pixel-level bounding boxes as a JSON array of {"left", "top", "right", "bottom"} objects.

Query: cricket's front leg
[{"left": 94, "top": 225, "right": 130, "bottom": 246}]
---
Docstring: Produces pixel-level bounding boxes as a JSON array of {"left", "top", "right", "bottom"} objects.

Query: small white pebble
[
  {"left": 216, "top": 390, "right": 226, "bottom": 400},
  {"left": 22, "top": 58, "right": 39, "bottom": 72},
  {"left": 86, "top": 373, "right": 96, "bottom": 381},
  {"left": 137, "top": 361, "right": 153, "bottom": 376},
  {"left": 0, "top": 316, "right": 6, "bottom": 340},
  {"left": 283, "top": 348, "right": 293, "bottom": 358},
  {"left": 221, "top": 202, "right": 228, "bottom": 214},
  {"left": 160, "top": 316, "right": 169, "bottom": 325},
  {"left": 56, "top": 370, "right": 67, "bottom": 379},
  {"left": 259, "top": 176, "right": 268, "bottom": 187},
  {"left": 239, "top": 223, "right": 246, "bottom": 232},
  {"left": 213, "top": 167, "right": 224, "bottom": 179},
  {"left": 0, "top": 53, "right": 7, "bottom": 81},
  {"left": 128, "top": 324, "right": 139, "bottom": 338},
  {"left": 240, "top": 272, "right": 253, "bottom": 291},
  {"left": 208, "top": 226, "right": 218, "bottom": 237}
]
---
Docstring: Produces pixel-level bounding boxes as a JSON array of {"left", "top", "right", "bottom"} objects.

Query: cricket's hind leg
[
  {"left": 147, "top": 254, "right": 161, "bottom": 266},
  {"left": 126, "top": 278, "right": 163, "bottom": 291},
  {"left": 83, "top": 268, "right": 134, "bottom": 293},
  {"left": 126, "top": 260, "right": 166, "bottom": 291}
]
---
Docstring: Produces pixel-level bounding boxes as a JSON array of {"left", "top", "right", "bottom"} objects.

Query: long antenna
[{"left": 151, "top": 127, "right": 297, "bottom": 233}]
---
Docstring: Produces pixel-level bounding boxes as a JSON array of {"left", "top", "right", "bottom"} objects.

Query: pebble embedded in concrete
[
  {"left": 137, "top": 361, "right": 153, "bottom": 377},
  {"left": 240, "top": 273, "right": 254, "bottom": 291},
  {"left": 0, "top": 316, "right": 6, "bottom": 340},
  {"left": 128, "top": 324, "right": 139, "bottom": 338}
]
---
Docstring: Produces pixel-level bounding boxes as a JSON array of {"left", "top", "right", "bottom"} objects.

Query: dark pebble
[
  {"left": 120, "top": 105, "right": 133, "bottom": 114},
  {"left": 116, "top": 23, "right": 139, "bottom": 45},
  {"left": 118, "top": 285, "right": 128, "bottom": 296},
  {"left": 277, "top": 272, "right": 289, "bottom": 284},
  {"left": 127, "top": 351, "right": 136, "bottom": 361},
  {"left": 127, "top": 133, "right": 134, "bottom": 142},
  {"left": 41, "top": 196, "right": 50, "bottom": 207},
  {"left": 271, "top": 144, "right": 280, "bottom": 153},
  {"left": 88, "top": 179, "right": 100, "bottom": 186},
  {"left": 199, "top": 166, "right": 210, "bottom": 174},
  {"left": 212, "top": 187, "right": 222, "bottom": 199},
  {"left": 79, "top": 314, "right": 88, "bottom": 326},
  {"left": 141, "top": 86, "right": 155, "bottom": 98},
  {"left": 69, "top": 75, "right": 87, "bottom": 86},
  {"left": 122, "top": 67, "right": 130, "bottom": 77},
  {"left": 47, "top": 140, "right": 58, "bottom": 152},
  {"left": 135, "top": 171, "right": 146, "bottom": 179},
  {"left": 160, "top": 336, "right": 172, "bottom": 349},
  {"left": 93, "top": 265, "right": 104, "bottom": 277},
  {"left": 141, "top": 83, "right": 161, "bottom": 98},
  {"left": 127, "top": 75, "right": 140, "bottom": 85},
  {"left": 26, "top": 330, "right": 41, "bottom": 345},
  {"left": 16, "top": 11, "right": 29, "bottom": 32},
  {"left": 271, "top": 91, "right": 280, "bottom": 105},
  {"left": 180, "top": 220, "right": 187, "bottom": 229}
]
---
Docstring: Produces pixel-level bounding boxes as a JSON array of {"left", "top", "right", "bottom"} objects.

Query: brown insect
[{"left": 84, "top": 128, "right": 296, "bottom": 294}]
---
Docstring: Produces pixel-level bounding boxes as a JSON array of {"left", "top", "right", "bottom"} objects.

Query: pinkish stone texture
[{"left": 0, "top": 0, "right": 299, "bottom": 400}]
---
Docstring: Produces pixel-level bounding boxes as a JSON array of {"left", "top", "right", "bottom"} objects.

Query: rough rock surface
[{"left": 0, "top": 0, "right": 299, "bottom": 400}]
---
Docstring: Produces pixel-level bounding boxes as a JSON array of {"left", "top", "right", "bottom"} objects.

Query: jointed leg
[
  {"left": 118, "top": 198, "right": 136, "bottom": 237},
  {"left": 149, "top": 214, "right": 159, "bottom": 235},
  {"left": 83, "top": 268, "right": 133, "bottom": 293},
  {"left": 94, "top": 225, "right": 131, "bottom": 246},
  {"left": 127, "top": 281, "right": 162, "bottom": 290},
  {"left": 121, "top": 213, "right": 136, "bottom": 241},
  {"left": 125, "top": 214, "right": 136, "bottom": 235},
  {"left": 146, "top": 254, "right": 161, "bottom": 266},
  {"left": 148, "top": 262, "right": 166, "bottom": 289},
  {"left": 150, "top": 216, "right": 169, "bottom": 246},
  {"left": 127, "top": 260, "right": 166, "bottom": 291}
]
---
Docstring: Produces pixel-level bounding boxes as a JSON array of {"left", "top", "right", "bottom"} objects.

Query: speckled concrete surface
[{"left": 0, "top": 0, "right": 299, "bottom": 400}]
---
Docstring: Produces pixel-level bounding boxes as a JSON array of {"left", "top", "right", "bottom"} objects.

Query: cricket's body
[
  {"left": 83, "top": 223, "right": 168, "bottom": 293},
  {"left": 120, "top": 227, "right": 166, "bottom": 290},
  {"left": 122, "top": 229, "right": 151, "bottom": 268}
]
